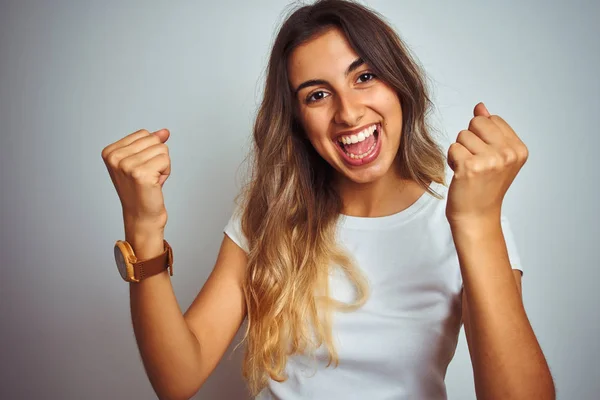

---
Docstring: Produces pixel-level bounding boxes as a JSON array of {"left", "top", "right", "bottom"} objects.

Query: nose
[{"left": 333, "top": 91, "right": 365, "bottom": 127}]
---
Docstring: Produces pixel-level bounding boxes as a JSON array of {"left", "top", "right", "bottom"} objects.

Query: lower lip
[{"left": 334, "top": 123, "right": 383, "bottom": 167}]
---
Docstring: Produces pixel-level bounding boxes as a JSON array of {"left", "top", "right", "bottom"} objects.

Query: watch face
[{"left": 114, "top": 245, "right": 128, "bottom": 281}]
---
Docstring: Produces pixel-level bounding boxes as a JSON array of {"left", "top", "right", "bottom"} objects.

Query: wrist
[
  {"left": 124, "top": 233, "right": 166, "bottom": 261},
  {"left": 448, "top": 210, "right": 500, "bottom": 230},
  {"left": 123, "top": 216, "right": 167, "bottom": 261},
  {"left": 123, "top": 211, "right": 167, "bottom": 231},
  {"left": 449, "top": 216, "right": 502, "bottom": 240}
]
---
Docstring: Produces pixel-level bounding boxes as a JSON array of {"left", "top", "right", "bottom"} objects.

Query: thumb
[
  {"left": 474, "top": 102, "right": 491, "bottom": 118},
  {"left": 152, "top": 128, "right": 170, "bottom": 143}
]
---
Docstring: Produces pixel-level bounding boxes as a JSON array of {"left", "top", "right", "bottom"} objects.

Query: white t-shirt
[{"left": 224, "top": 180, "right": 523, "bottom": 399}]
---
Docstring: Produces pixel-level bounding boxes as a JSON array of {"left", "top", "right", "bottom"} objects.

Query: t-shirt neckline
[{"left": 337, "top": 181, "right": 444, "bottom": 230}]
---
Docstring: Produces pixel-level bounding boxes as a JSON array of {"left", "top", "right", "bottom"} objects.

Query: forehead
[{"left": 288, "top": 27, "right": 360, "bottom": 87}]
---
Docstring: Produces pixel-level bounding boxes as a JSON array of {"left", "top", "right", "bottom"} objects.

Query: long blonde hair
[{"left": 234, "top": 0, "right": 447, "bottom": 395}]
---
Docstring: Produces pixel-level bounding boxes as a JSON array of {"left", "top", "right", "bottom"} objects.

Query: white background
[{"left": 1, "top": 0, "right": 598, "bottom": 398}]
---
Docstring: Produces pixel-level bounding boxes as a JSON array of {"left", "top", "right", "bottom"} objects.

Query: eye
[
  {"left": 356, "top": 72, "right": 376, "bottom": 83},
  {"left": 306, "top": 90, "right": 330, "bottom": 104}
]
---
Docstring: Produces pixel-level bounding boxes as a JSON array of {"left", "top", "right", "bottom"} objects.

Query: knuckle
[
  {"left": 130, "top": 166, "right": 145, "bottom": 181},
  {"left": 502, "top": 147, "right": 518, "bottom": 164},
  {"left": 465, "top": 159, "right": 483, "bottom": 175},
  {"left": 457, "top": 130, "right": 470, "bottom": 142},
  {"left": 106, "top": 152, "right": 121, "bottom": 168},
  {"left": 519, "top": 144, "right": 529, "bottom": 161},
  {"left": 492, "top": 156, "right": 504, "bottom": 170},
  {"left": 468, "top": 116, "right": 483, "bottom": 131},
  {"left": 118, "top": 157, "right": 133, "bottom": 174},
  {"left": 464, "top": 158, "right": 475, "bottom": 171},
  {"left": 486, "top": 156, "right": 498, "bottom": 170}
]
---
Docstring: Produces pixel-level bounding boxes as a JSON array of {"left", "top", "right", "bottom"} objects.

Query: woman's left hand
[{"left": 446, "top": 102, "right": 529, "bottom": 227}]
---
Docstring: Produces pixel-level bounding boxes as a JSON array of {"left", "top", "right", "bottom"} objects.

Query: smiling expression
[{"left": 288, "top": 27, "right": 404, "bottom": 184}]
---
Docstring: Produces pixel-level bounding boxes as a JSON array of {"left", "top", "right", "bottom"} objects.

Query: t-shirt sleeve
[
  {"left": 223, "top": 204, "right": 250, "bottom": 253},
  {"left": 501, "top": 214, "right": 523, "bottom": 276}
]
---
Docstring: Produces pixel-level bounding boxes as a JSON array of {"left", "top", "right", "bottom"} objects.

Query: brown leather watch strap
[{"left": 133, "top": 239, "right": 173, "bottom": 280}]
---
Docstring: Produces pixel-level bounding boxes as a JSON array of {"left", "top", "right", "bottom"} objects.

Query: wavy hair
[{"left": 233, "top": 0, "right": 447, "bottom": 395}]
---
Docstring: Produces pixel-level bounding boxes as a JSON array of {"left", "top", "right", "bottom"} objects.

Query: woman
[{"left": 101, "top": 0, "right": 555, "bottom": 398}]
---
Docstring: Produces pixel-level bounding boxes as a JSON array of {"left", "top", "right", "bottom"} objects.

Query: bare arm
[
  {"left": 455, "top": 220, "right": 555, "bottom": 399},
  {"left": 101, "top": 129, "right": 247, "bottom": 398},
  {"left": 127, "top": 219, "right": 247, "bottom": 400}
]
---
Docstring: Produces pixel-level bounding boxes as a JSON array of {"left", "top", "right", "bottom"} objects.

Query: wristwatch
[{"left": 113, "top": 239, "right": 173, "bottom": 283}]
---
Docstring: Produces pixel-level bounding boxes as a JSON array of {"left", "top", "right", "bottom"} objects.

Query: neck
[{"left": 334, "top": 166, "right": 429, "bottom": 218}]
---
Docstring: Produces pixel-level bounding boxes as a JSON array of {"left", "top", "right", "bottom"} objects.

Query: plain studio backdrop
[{"left": 1, "top": 0, "right": 598, "bottom": 398}]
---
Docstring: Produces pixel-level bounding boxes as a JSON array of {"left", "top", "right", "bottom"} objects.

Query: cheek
[
  {"left": 378, "top": 92, "right": 402, "bottom": 117},
  {"left": 368, "top": 84, "right": 401, "bottom": 116},
  {"left": 301, "top": 109, "right": 330, "bottom": 143}
]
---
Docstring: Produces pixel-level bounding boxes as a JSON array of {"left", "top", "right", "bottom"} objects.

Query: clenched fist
[{"left": 101, "top": 128, "right": 171, "bottom": 229}]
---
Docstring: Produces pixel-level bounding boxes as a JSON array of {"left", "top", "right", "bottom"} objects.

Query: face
[{"left": 288, "top": 27, "right": 403, "bottom": 184}]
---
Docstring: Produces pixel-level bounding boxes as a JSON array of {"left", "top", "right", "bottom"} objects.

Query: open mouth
[{"left": 334, "top": 123, "right": 380, "bottom": 161}]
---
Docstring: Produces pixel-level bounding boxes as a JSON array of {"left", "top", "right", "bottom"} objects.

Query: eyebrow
[{"left": 293, "top": 57, "right": 365, "bottom": 97}]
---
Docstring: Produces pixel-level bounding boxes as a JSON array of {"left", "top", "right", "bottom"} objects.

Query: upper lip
[{"left": 333, "top": 123, "right": 379, "bottom": 140}]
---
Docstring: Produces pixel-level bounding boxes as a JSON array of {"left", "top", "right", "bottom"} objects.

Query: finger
[
  {"left": 488, "top": 116, "right": 527, "bottom": 160},
  {"left": 488, "top": 115, "right": 517, "bottom": 140},
  {"left": 111, "top": 132, "right": 170, "bottom": 167},
  {"left": 152, "top": 129, "right": 170, "bottom": 143},
  {"left": 447, "top": 142, "right": 473, "bottom": 172},
  {"left": 119, "top": 142, "right": 169, "bottom": 173},
  {"left": 474, "top": 102, "right": 491, "bottom": 117},
  {"left": 158, "top": 174, "right": 168, "bottom": 187},
  {"left": 456, "top": 129, "right": 489, "bottom": 156},
  {"left": 102, "top": 128, "right": 168, "bottom": 159},
  {"left": 102, "top": 129, "right": 151, "bottom": 158},
  {"left": 144, "top": 153, "right": 171, "bottom": 186},
  {"left": 468, "top": 116, "right": 504, "bottom": 146}
]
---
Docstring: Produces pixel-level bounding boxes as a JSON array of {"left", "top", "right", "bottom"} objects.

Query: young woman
[{"left": 102, "top": 0, "right": 555, "bottom": 398}]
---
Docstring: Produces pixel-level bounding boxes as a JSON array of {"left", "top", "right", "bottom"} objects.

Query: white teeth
[
  {"left": 348, "top": 141, "right": 377, "bottom": 159},
  {"left": 338, "top": 124, "right": 377, "bottom": 145}
]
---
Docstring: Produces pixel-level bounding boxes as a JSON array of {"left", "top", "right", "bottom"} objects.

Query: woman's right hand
[{"left": 101, "top": 128, "right": 171, "bottom": 229}]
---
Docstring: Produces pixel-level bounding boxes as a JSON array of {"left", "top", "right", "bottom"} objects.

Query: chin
[
  {"left": 343, "top": 161, "right": 392, "bottom": 184},
  {"left": 328, "top": 152, "right": 395, "bottom": 184}
]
